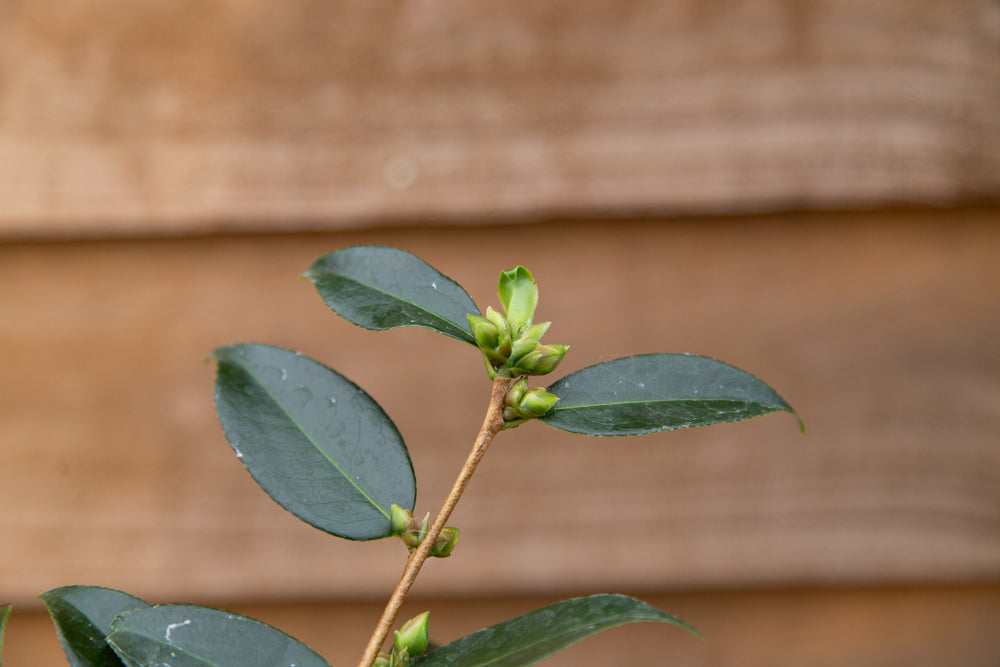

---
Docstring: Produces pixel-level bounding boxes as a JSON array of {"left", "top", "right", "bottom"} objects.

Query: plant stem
[{"left": 356, "top": 376, "right": 515, "bottom": 667}]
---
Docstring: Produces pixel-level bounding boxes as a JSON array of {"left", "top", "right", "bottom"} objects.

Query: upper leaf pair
[{"left": 301, "top": 245, "right": 800, "bottom": 434}]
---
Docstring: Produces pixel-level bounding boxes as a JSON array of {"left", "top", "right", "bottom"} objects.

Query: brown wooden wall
[
  {"left": 2, "top": 1, "right": 999, "bottom": 235},
  {"left": 2, "top": 2, "right": 999, "bottom": 665}
]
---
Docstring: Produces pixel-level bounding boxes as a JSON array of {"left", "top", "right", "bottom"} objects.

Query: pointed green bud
[
  {"left": 508, "top": 337, "right": 540, "bottom": 365},
  {"left": 484, "top": 306, "right": 508, "bottom": 336},
  {"left": 373, "top": 654, "right": 391, "bottom": 667},
  {"left": 390, "top": 503, "right": 413, "bottom": 536},
  {"left": 391, "top": 504, "right": 424, "bottom": 551},
  {"left": 521, "top": 321, "right": 551, "bottom": 342},
  {"left": 394, "top": 611, "right": 430, "bottom": 657},
  {"left": 513, "top": 344, "right": 568, "bottom": 375},
  {"left": 430, "top": 526, "right": 460, "bottom": 558},
  {"left": 505, "top": 378, "right": 528, "bottom": 408},
  {"left": 397, "top": 511, "right": 428, "bottom": 551},
  {"left": 401, "top": 527, "right": 421, "bottom": 551},
  {"left": 518, "top": 387, "right": 560, "bottom": 418},
  {"left": 467, "top": 313, "right": 501, "bottom": 351},
  {"left": 497, "top": 266, "right": 538, "bottom": 336},
  {"left": 485, "top": 306, "right": 513, "bottom": 357}
]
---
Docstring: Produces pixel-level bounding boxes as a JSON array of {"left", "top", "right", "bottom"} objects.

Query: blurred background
[{"left": 2, "top": 2, "right": 999, "bottom": 665}]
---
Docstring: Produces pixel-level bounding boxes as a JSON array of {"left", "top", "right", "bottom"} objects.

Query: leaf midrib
[
  {"left": 325, "top": 273, "right": 476, "bottom": 344},
  {"left": 235, "top": 355, "right": 388, "bottom": 522},
  {"left": 550, "top": 396, "right": 772, "bottom": 411}
]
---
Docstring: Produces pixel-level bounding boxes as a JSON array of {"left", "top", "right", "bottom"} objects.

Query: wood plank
[
  {"left": 1, "top": 1, "right": 999, "bottom": 237},
  {"left": 1, "top": 210, "right": 998, "bottom": 606},
  {"left": 5, "top": 586, "right": 1000, "bottom": 666}
]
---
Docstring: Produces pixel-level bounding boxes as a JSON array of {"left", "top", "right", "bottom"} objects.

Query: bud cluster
[
  {"left": 468, "top": 308, "right": 568, "bottom": 378},
  {"left": 502, "top": 378, "right": 560, "bottom": 429},
  {"left": 466, "top": 266, "right": 568, "bottom": 379},
  {"left": 375, "top": 611, "right": 430, "bottom": 667},
  {"left": 390, "top": 504, "right": 460, "bottom": 558}
]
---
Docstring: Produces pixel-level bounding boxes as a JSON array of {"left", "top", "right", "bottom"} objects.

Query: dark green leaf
[
  {"left": 39, "top": 586, "right": 149, "bottom": 667},
  {"left": 0, "top": 604, "right": 11, "bottom": 667},
  {"left": 108, "top": 605, "right": 332, "bottom": 667},
  {"left": 412, "top": 594, "right": 698, "bottom": 667},
  {"left": 541, "top": 353, "right": 801, "bottom": 436},
  {"left": 211, "top": 343, "right": 416, "bottom": 540},
  {"left": 305, "top": 245, "right": 480, "bottom": 344}
]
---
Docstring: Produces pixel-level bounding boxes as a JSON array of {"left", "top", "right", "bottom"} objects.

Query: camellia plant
[{"left": 9, "top": 246, "right": 801, "bottom": 667}]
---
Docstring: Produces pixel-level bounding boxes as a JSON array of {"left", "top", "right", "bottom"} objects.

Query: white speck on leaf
[
  {"left": 233, "top": 441, "right": 243, "bottom": 459},
  {"left": 281, "top": 368, "right": 288, "bottom": 381},
  {"left": 164, "top": 618, "right": 191, "bottom": 642},
  {"left": 431, "top": 281, "right": 438, "bottom": 290},
  {"left": 329, "top": 397, "right": 337, "bottom": 405}
]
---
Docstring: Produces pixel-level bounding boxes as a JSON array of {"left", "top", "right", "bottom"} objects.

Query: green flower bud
[
  {"left": 484, "top": 306, "right": 508, "bottom": 337},
  {"left": 373, "top": 654, "right": 391, "bottom": 667},
  {"left": 390, "top": 503, "right": 412, "bottom": 537},
  {"left": 508, "top": 338, "right": 539, "bottom": 365},
  {"left": 401, "top": 531, "right": 421, "bottom": 551},
  {"left": 505, "top": 378, "right": 528, "bottom": 408},
  {"left": 397, "top": 511, "right": 429, "bottom": 552},
  {"left": 498, "top": 266, "right": 538, "bottom": 336},
  {"left": 485, "top": 306, "right": 513, "bottom": 357},
  {"left": 521, "top": 321, "right": 551, "bottom": 342},
  {"left": 513, "top": 344, "right": 568, "bottom": 375},
  {"left": 394, "top": 611, "right": 430, "bottom": 657},
  {"left": 518, "top": 387, "right": 560, "bottom": 418},
  {"left": 430, "top": 526, "right": 460, "bottom": 558},
  {"left": 467, "top": 314, "right": 500, "bottom": 350}
]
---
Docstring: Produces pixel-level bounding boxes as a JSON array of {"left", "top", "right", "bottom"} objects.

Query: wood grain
[
  {"left": 2, "top": 210, "right": 998, "bottom": 608},
  {"left": 1, "top": 1, "right": 998, "bottom": 237}
]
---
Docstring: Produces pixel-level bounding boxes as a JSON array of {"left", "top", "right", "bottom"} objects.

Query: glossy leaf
[
  {"left": 412, "top": 594, "right": 698, "bottom": 667},
  {"left": 305, "top": 245, "right": 480, "bottom": 344},
  {"left": 211, "top": 343, "right": 415, "bottom": 540},
  {"left": 108, "top": 605, "right": 332, "bottom": 667},
  {"left": 0, "top": 604, "right": 10, "bottom": 667},
  {"left": 39, "top": 586, "right": 149, "bottom": 667},
  {"left": 541, "top": 353, "right": 801, "bottom": 436}
]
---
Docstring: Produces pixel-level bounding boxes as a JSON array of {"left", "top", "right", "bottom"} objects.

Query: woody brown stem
[{"left": 356, "top": 376, "right": 515, "bottom": 667}]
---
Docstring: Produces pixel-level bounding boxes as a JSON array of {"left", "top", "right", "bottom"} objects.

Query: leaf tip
[{"left": 793, "top": 411, "right": 806, "bottom": 434}]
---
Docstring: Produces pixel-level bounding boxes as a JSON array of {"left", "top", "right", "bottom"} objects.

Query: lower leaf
[
  {"left": 40, "top": 586, "right": 150, "bottom": 667},
  {"left": 411, "top": 594, "right": 699, "bottom": 667},
  {"left": 108, "top": 605, "right": 332, "bottom": 667}
]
